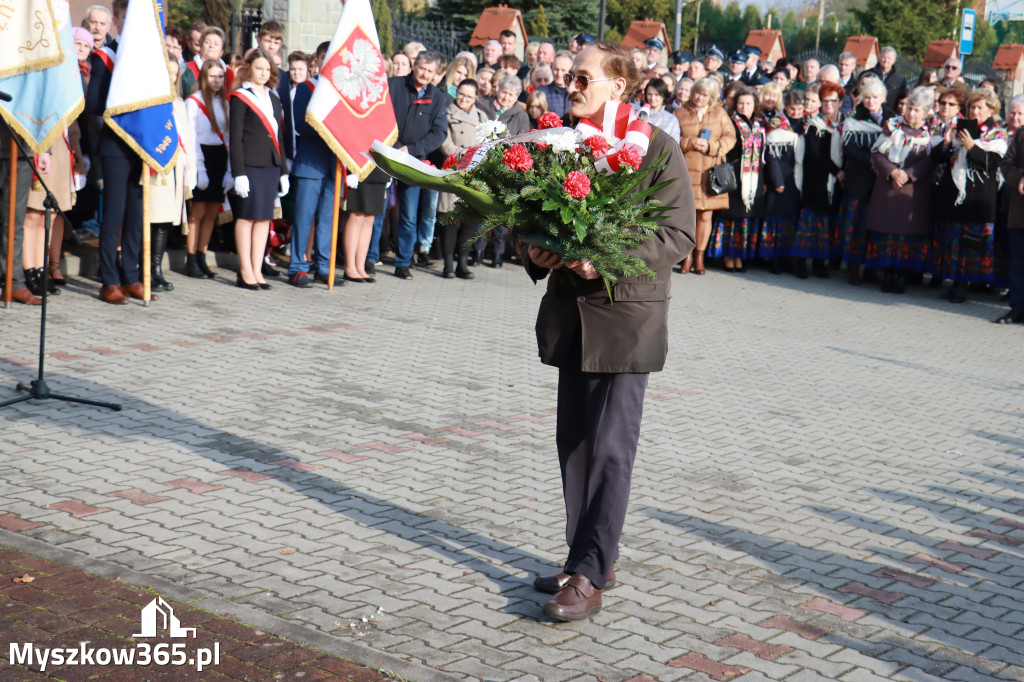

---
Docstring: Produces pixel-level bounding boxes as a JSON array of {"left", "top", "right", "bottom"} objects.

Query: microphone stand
[{"left": 0, "top": 115, "right": 121, "bottom": 411}]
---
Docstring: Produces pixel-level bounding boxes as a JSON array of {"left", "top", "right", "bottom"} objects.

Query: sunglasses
[
  {"left": 945, "top": 65, "right": 960, "bottom": 70},
  {"left": 564, "top": 72, "right": 613, "bottom": 90},
  {"left": 821, "top": 98, "right": 839, "bottom": 104}
]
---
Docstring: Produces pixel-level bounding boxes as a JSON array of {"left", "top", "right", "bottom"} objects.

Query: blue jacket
[
  {"left": 291, "top": 80, "right": 335, "bottom": 179},
  {"left": 538, "top": 84, "right": 570, "bottom": 119},
  {"left": 388, "top": 75, "right": 448, "bottom": 161}
]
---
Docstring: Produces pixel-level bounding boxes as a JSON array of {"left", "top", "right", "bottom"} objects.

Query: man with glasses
[
  {"left": 524, "top": 41, "right": 696, "bottom": 622},
  {"left": 868, "top": 46, "right": 907, "bottom": 112},
  {"left": 941, "top": 57, "right": 965, "bottom": 87}
]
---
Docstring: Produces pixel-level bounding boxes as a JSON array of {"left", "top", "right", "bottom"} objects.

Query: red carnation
[
  {"left": 563, "top": 170, "right": 591, "bottom": 199},
  {"left": 583, "top": 135, "right": 610, "bottom": 156},
  {"left": 536, "top": 142, "right": 549, "bottom": 150},
  {"left": 442, "top": 153, "right": 458, "bottom": 170},
  {"left": 537, "top": 111, "right": 562, "bottom": 130},
  {"left": 618, "top": 147, "right": 643, "bottom": 171},
  {"left": 422, "top": 159, "right": 436, "bottom": 169},
  {"left": 503, "top": 144, "right": 534, "bottom": 171}
]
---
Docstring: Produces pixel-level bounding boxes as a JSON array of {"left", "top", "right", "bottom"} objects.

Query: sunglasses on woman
[{"left": 564, "top": 72, "right": 613, "bottom": 90}]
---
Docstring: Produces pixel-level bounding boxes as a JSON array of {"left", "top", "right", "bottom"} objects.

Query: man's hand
[
  {"left": 398, "top": 145, "right": 408, "bottom": 154},
  {"left": 565, "top": 259, "right": 599, "bottom": 279},
  {"left": 836, "top": 170, "right": 846, "bottom": 183},
  {"left": 528, "top": 246, "right": 562, "bottom": 270},
  {"left": 1018, "top": 178, "right": 1024, "bottom": 196},
  {"left": 775, "top": 186, "right": 785, "bottom": 194},
  {"left": 36, "top": 154, "right": 51, "bottom": 175}
]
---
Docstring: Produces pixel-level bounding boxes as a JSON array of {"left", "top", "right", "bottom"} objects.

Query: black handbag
[{"left": 708, "top": 161, "right": 738, "bottom": 195}]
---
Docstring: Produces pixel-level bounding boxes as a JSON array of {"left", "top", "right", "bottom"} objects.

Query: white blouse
[{"left": 186, "top": 94, "right": 230, "bottom": 179}]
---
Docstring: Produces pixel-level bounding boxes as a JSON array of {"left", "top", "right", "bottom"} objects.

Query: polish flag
[{"left": 305, "top": 0, "right": 397, "bottom": 180}]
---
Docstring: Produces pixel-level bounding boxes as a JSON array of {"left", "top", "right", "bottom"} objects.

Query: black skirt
[
  {"left": 193, "top": 144, "right": 228, "bottom": 203},
  {"left": 231, "top": 165, "right": 279, "bottom": 220},
  {"left": 346, "top": 181, "right": 388, "bottom": 214}
]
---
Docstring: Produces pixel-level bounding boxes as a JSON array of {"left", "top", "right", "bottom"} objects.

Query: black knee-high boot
[{"left": 151, "top": 225, "right": 173, "bottom": 292}]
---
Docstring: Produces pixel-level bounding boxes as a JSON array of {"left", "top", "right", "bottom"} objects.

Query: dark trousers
[
  {"left": 1010, "top": 229, "right": 1024, "bottom": 313},
  {"left": 441, "top": 220, "right": 477, "bottom": 270},
  {"left": 99, "top": 154, "right": 143, "bottom": 287},
  {"left": 0, "top": 156, "right": 31, "bottom": 290},
  {"left": 556, "top": 364, "right": 648, "bottom": 589}
]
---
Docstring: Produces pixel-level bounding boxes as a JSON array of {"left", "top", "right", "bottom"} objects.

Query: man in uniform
[{"left": 524, "top": 41, "right": 696, "bottom": 622}]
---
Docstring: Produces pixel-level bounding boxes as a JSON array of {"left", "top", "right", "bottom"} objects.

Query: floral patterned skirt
[
  {"left": 760, "top": 215, "right": 795, "bottom": 258},
  {"left": 864, "top": 232, "right": 931, "bottom": 271},
  {"left": 791, "top": 209, "right": 833, "bottom": 260},
  {"left": 708, "top": 218, "right": 760, "bottom": 259},
  {"left": 933, "top": 221, "right": 995, "bottom": 283},
  {"left": 838, "top": 198, "right": 869, "bottom": 266}
]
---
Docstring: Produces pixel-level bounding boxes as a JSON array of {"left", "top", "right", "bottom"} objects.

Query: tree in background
[
  {"left": 605, "top": 0, "right": 671, "bottom": 41},
  {"left": 741, "top": 4, "right": 762, "bottom": 35},
  {"left": 426, "top": 0, "right": 597, "bottom": 38},
  {"left": 529, "top": 4, "right": 550, "bottom": 38},
  {"left": 372, "top": 0, "right": 394, "bottom": 56},
  {"left": 855, "top": 0, "right": 959, "bottom": 59}
]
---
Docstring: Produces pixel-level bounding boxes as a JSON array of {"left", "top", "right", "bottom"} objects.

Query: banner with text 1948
[{"left": 0, "top": 0, "right": 65, "bottom": 78}]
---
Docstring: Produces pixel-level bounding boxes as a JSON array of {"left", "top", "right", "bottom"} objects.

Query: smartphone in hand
[{"left": 699, "top": 128, "right": 712, "bottom": 140}]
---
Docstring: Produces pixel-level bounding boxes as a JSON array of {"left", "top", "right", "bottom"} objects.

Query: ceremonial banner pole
[
  {"left": 327, "top": 159, "right": 344, "bottom": 291},
  {"left": 4, "top": 139, "right": 15, "bottom": 307},
  {"left": 142, "top": 171, "right": 151, "bottom": 305}
]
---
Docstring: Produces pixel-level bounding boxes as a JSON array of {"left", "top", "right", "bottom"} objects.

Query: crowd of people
[{"left": 0, "top": 1, "right": 1020, "bottom": 324}]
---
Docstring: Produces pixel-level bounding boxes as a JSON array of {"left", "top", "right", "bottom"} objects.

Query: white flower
[
  {"left": 477, "top": 120, "right": 508, "bottom": 142},
  {"left": 540, "top": 130, "right": 582, "bottom": 154}
]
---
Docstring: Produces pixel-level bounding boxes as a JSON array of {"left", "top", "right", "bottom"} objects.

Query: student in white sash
[{"left": 228, "top": 49, "right": 287, "bottom": 290}]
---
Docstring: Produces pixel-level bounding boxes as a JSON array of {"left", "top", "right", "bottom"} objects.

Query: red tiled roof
[
  {"left": 469, "top": 6, "right": 526, "bottom": 47},
  {"left": 622, "top": 20, "right": 670, "bottom": 50},
  {"left": 993, "top": 43, "right": 1024, "bottom": 70},
  {"left": 745, "top": 30, "right": 785, "bottom": 59},
  {"left": 923, "top": 39, "right": 958, "bottom": 68},
  {"left": 843, "top": 35, "right": 879, "bottom": 66}
]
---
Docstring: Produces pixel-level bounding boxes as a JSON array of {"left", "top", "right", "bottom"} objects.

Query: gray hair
[
  {"left": 1008, "top": 94, "right": 1024, "bottom": 111},
  {"left": 497, "top": 75, "right": 522, "bottom": 96},
  {"left": 838, "top": 51, "right": 857, "bottom": 63},
  {"left": 818, "top": 64, "right": 840, "bottom": 82},
  {"left": 859, "top": 77, "right": 887, "bottom": 99},
  {"left": 85, "top": 4, "right": 111, "bottom": 20},
  {"left": 881, "top": 46, "right": 897, "bottom": 58},
  {"left": 945, "top": 56, "right": 962, "bottom": 67},
  {"left": 485, "top": 39, "right": 501, "bottom": 50},
  {"left": 414, "top": 51, "right": 443, "bottom": 68},
  {"left": 906, "top": 86, "right": 935, "bottom": 111},
  {"left": 455, "top": 51, "right": 478, "bottom": 68}
]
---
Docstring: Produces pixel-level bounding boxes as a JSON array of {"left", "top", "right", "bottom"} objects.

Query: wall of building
[{"left": 263, "top": 0, "right": 344, "bottom": 54}]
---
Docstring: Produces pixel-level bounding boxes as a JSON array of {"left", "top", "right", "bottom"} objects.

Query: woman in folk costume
[
  {"left": 676, "top": 77, "right": 737, "bottom": 274},
  {"left": 864, "top": 87, "right": 940, "bottom": 294},
  {"left": 930, "top": 88, "right": 1008, "bottom": 303},
  {"left": 926, "top": 87, "right": 964, "bottom": 288},
  {"left": 228, "top": 49, "right": 288, "bottom": 290},
  {"left": 757, "top": 82, "right": 783, "bottom": 128},
  {"left": 761, "top": 90, "right": 805, "bottom": 274},
  {"left": 22, "top": 124, "right": 86, "bottom": 297},
  {"left": 185, "top": 59, "right": 232, "bottom": 279},
  {"left": 837, "top": 76, "right": 895, "bottom": 285},
  {"left": 708, "top": 87, "right": 765, "bottom": 272},
  {"left": 792, "top": 81, "right": 844, "bottom": 279},
  {"left": 148, "top": 56, "right": 197, "bottom": 292}
]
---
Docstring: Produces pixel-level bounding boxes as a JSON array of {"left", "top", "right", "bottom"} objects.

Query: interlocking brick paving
[{"left": 2, "top": 263, "right": 1023, "bottom": 680}]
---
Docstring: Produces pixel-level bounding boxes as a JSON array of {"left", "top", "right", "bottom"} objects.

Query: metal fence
[
  {"left": 391, "top": 9, "right": 469, "bottom": 58},
  {"left": 230, "top": 6, "right": 263, "bottom": 56}
]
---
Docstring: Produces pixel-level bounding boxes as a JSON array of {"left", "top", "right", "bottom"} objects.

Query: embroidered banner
[{"left": 0, "top": 0, "right": 64, "bottom": 78}]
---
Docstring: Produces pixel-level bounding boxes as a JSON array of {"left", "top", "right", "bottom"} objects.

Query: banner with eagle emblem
[{"left": 305, "top": 0, "right": 397, "bottom": 181}]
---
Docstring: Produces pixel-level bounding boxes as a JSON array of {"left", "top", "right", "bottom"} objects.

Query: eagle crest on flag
[{"left": 324, "top": 29, "right": 387, "bottom": 114}]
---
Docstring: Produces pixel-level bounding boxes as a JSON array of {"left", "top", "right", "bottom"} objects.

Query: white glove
[
  {"left": 73, "top": 174, "right": 87, "bottom": 191},
  {"left": 82, "top": 155, "right": 91, "bottom": 174},
  {"left": 234, "top": 175, "right": 250, "bottom": 198},
  {"left": 222, "top": 172, "right": 234, "bottom": 194},
  {"left": 286, "top": 158, "right": 294, "bottom": 174},
  {"left": 278, "top": 175, "right": 290, "bottom": 197},
  {"left": 345, "top": 174, "right": 359, "bottom": 190},
  {"left": 196, "top": 170, "right": 210, "bottom": 190}
]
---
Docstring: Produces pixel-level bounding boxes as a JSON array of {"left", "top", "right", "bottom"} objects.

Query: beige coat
[
  {"left": 676, "top": 103, "right": 736, "bottom": 211},
  {"left": 150, "top": 99, "right": 197, "bottom": 226},
  {"left": 438, "top": 102, "right": 489, "bottom": 213}
]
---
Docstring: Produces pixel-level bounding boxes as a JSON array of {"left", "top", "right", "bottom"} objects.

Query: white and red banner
[{"left": 305, "top": 0, "right": 397, "bottom": 180}]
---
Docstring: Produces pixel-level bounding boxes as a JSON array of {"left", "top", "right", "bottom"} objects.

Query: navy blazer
[
  {"left": 85, "top": 41, "right": 133, "bottom": 159},
  {"left": 277, "top": 67, "right": 294, "bottom": 160},
  {"left": 388, "top": 75, "right": 448, "bottom": 160},
  {"left": 229, "top": 85, "right": 286, "bottom": 179},
  {"left": 291, "top": 80, "right": 334, "bottom": 179}
]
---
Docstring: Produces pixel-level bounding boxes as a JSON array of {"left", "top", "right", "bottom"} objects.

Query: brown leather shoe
[
  {"left": 534, "top": 566, "right": 616, "bottom": 594},
  {"left": 99, "top": 285, "right": 129, "bottom": 305},
  {"left": 10, "top": 288, "right": 42, "bottom": 305},
  {"left": 693, "top": 249, "right": 706, "bottom": 275},
  {"left": 542, "top": 574, "right": 601, "bottom": 622},
  {"left": 120, "top": 282, "right": 157, "bottom": 301},
  {"left": 678, "top": 254, "right": 693, "bottom": 273}
]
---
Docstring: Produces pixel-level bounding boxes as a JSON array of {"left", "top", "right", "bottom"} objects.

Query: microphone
[{"left": 0, "top": 90, "right": 11, "bottom": 102}]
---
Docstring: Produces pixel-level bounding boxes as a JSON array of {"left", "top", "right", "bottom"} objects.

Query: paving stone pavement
[{"left": 0, "top": 262, "right": 1022, "bottom": 681}]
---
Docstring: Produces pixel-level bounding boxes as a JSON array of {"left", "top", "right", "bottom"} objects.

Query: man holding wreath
[{"left": 524, "top": 41, "right": 696, "bottom": 621}]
